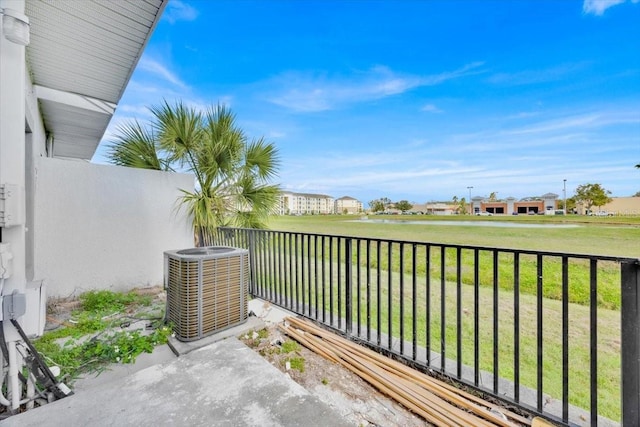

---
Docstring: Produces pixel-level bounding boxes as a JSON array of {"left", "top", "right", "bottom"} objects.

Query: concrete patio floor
[{"left": 0, "top": 300, "right": 351, "bottom": 427}]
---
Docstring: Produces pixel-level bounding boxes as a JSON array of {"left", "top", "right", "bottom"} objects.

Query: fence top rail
[{"left": 218, "top": 227, "right": 640, "bottom": 264}]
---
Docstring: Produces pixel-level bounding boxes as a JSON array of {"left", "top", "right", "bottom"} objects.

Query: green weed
[
  {"left": 281, "top": 340, "right": 300, "bottom": 354},
  {"left": 79, "top": 290, "right": 151, "bottom": 314},
  {"left": 34, "top": 289, "right": 169, "bottom": 384},
  {"left": 287, "top": 356, "right": 305, "bottom": 373}
]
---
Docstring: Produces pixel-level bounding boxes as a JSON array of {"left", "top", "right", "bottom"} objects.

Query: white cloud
[
  {"left": 182, "top": 98, "right": 232, "bottom": 115},
  {"left": 505, "top": 113, "right": 601, "bottom": 135},
  {"left": 275, "top": 103, "right": 640, "bottom": 202},
  {"left": 118, "top": 104, "right": 153, "bottom": 117},
  {"left": 267, "top": 62, "right": 484, "bottom": 112},
  {"left": 582, "top": 0, "right": 638, "bottom": 15},
  {"left": 318, "top": 151, "right": 415, "bottom": 169},
  {"left": 505, "top": 111, "right": 640, "bottom": 135},
  {"left": 421, "top": 61, "right": 486, "bottom": 85},
  {"left": 441, "top": 109, "right": 639, "bottom": 156},
  {"left": 138, "top": 58, "right": 188, "bottom": 89},
  {"left": 267, "top": 131, "right": 286, "bottom": 138},
  {"left": 164, "top": 1, "right": 199, "bottom": 24},
  {"left": 421, "top": 104, "right": 443, "bottom": 113},
  {"left": 505, "top": 111, "right": 541, "bottom": 120},
  {"left": 121, "top": 81, "right": 190, "bottom": 109},
  {"left": 488, "top": 62, "right": 589, "bottom": 85},
  {"left": 126, "top": 81, "right": 161, "bottom": 94}
]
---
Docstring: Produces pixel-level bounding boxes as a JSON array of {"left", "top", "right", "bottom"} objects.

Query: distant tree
[
  {"left": 395, "top": 200, "right": 413, "bottom": 212},
  {"left": 633, "top": 191, "right": 640, "bottom": 197},
  {"left": 636, "top": 163, "right": 640, "bottom": 169},
  {"left": 452, "top": 195, "right": 458, "bottom": 205},
  {"left": 488, "top": 192, "right": 498, "bottom": 202},
  {"left": 458, "top": 197, "right": 467, "bottom": 215},
  {"left": 380, "top": 197, "right": 392, "bottom": 209},
  {"left": 368, "top": 199, "right": 385, "bottom": 213},
  {"left": 574, "top": 183, "right": 612, "bottom": 212},
  {"left": 565, "top": 196, "right": 577, "bottom": 213}
]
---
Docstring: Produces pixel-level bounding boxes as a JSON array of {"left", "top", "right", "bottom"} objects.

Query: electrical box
[
  {"left": 24, "top": 281, "right": 47, "bottom": 337},
  {"left": 2, "top": 291, "right": 26, "bottom": 320},
  {"left": 0, "top": 243, "right": 12, "bottom": 278},
  {"left": 0, "top": 184, "right": 23, "bottom": 227}
]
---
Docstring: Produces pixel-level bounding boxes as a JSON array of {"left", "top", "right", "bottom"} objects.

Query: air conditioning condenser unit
[{"left": 164, "top": 246, "right": 249, "bottom": 341}]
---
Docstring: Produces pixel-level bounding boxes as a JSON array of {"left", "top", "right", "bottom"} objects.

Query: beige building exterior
[
  {"left": 424, "top": 203, "right": 456, "bottom": 215},
  {"left": 576, "top": 196, "right": 640, "bottom": 216},
  {"left": 335, "top": 196, "right": 363, "bottom": 214},
  {"left": 408, "top": 203, "right": 456, "bottom": 215},
  {"left": 279, "top": 192, "right": 335, "bottom": 215}
]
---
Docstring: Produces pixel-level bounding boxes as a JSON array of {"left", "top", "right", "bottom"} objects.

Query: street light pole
[
  {"left": 467, "top": 186, "right": 473, "bottom": 215},
  {"left": 563, "top": 179, "right": 567, "bottom": 214}
]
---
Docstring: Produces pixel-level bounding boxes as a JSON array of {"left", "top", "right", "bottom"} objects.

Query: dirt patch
[
  {"left": 240, "top": 324, "right": 429, "bottom": 427},
  {"left": 44, "top": 286, "right": 166, "bottom": 332},
  {"left": 45, "top": 289, "right": 426, "bottom": 425}
]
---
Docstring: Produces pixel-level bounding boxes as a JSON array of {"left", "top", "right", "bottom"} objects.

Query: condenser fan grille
[{"left": 165, "top": 247, "right": 249, "bottom": 341}]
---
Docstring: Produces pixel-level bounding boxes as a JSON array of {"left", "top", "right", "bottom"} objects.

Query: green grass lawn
[
  {"left": 357, "top": 269, "right": 622, "bottom": 420},
  {"left": 251, "top": 214, "right": 640, "bottom": 420},
  {"left": 267, "top": 214, "right": 640, "bottom": 258}
]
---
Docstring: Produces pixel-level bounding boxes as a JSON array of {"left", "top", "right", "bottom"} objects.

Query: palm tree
[{"left": 108, "top": 101, "right": 280, "bottom": 244}]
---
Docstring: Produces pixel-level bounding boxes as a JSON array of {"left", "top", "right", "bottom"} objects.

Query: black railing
[{"left": 214, "top": 227, "right": 640, "bottom": 427}]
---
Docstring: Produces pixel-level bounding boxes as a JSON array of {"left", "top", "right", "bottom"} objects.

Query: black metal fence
[{"left": 213, "top": 227, "right": 640, "bottom": 426}]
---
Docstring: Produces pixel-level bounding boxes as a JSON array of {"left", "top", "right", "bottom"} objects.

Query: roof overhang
[{"left": 25, "top": 0, "right": 168, "bottom": 160}]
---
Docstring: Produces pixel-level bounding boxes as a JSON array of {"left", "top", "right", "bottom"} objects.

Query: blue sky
[{"left": 93, "top": 0, "right": 640, "bottom": 204}]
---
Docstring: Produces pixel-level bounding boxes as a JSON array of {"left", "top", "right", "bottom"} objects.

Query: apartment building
[
  {"left": 279, "top": 192, "right": 335, "bottom": 215},
  {"left": 335, "top": 196, "right": 363, "bottom": 214}
]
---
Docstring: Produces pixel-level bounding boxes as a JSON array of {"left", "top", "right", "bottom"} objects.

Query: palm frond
[
  {"left": 150, "top": 100, "right": 204, "bottom": 174},
  {"left": 198, "top": 104, "right": 245, "bottom": 187},
  {"left": 245, "top": 137, "right": 280, "bottom": 181},
  {"left": 107, "top": 120, "right": 167, "bottom": 170},
  {"left": 179, "top": 189, "right": 222, "bottom": 235}
]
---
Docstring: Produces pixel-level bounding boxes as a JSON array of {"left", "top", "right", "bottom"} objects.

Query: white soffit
[{"left": 25, "top": 0, "right": 167, "bottom": 160}]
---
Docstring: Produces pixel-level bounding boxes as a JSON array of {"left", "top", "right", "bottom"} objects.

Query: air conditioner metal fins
[{"left": 164, "top": 246, "right": 249, "bottom": 342}]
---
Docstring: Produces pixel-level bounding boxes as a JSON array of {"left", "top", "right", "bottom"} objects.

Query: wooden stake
[{"left": 281, "top": 316, "right": 532, "bottom": 427}]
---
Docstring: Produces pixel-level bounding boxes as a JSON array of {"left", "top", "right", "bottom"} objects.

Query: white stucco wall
[
  {"left": 1, "top": 0, "right": 30, "bottom": 339},
  {"left": 34, "top": 158, "right": 193, "bottom": 297}
]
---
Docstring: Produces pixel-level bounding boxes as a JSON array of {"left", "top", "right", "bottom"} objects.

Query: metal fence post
[
  {"left": 247, "top": 230, "right": 257, "bottom": 296},
  {"left": 345, "top": 238, "right": 353, "bottom": 335},
  {"left": 622, "top": 260, "right": 640, "bottom": 427}
]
